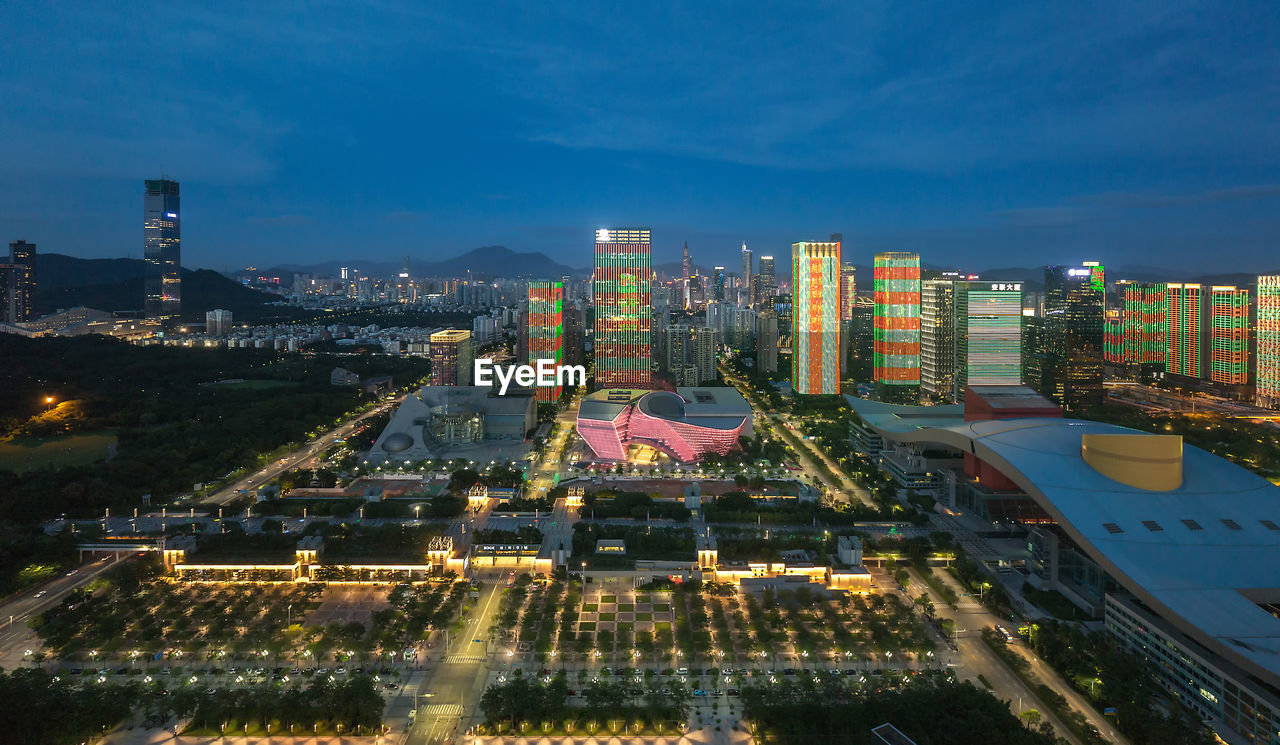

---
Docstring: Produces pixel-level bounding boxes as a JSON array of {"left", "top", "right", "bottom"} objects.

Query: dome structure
[{"left": 381, "top": 432, "right": 414, "bottom": 453}]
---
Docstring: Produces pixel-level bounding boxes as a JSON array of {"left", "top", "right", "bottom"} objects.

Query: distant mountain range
[
  {"left": 255, "top": 245, "right": 580, "bottom": 281},
  {"left": 34, "top": 253, "right": 279, "bottom": 320}
]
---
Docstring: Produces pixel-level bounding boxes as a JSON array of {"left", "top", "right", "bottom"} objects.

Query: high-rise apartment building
[
  {"left": 1, "top": 240, "right": 36, "bottom": 323},
  {"left": 430, "top": 329, "right": 473, "bottom": 386},
  {"left": 1166, "top": 283, "right": 1251, "bottom": 389},
  {"left": 756, "top": 310, "right": 779, "bottom": 374},
  {"left": 693, "top": 326, "right": 718, "bottom": 385},
  {"left": 528, "top": 280, "right": 565, "bottom": 402},
  {"left": 1166, "top": 283, "right": 1207, "bottom": 379},
  {"left": 954, "top": 280, "right": 1023, "bottom": 396},
  {"left": 791, "top": 240, "right": 842, "bottom": 395},
  {"left": 1257, "top": 276, "right": 1280, "bottom": 409},
  {"left": 592, "top": 227, "right": 652, "bottom": 389},
  {"left": 1120, "top": 282, "right": 1166, "bottom": 367},
  {"left": 665, "top": 323, "right": 691, "bottom": 381},
  {"left": 144, "top": 178, "right": 181, "bottom": 322},
  {"left": 1040, "top": 263, "right": 1105, "bottom": 411},
  {"left": 873, "top": 252, "right": 922, "bottom": 398},
  {"left": 1209, "top": 286, "right": 1249, "bottom": 386},
  {"left": 206, "top": 309, "right": 233, "bottom": 337},
  {"left": 919, "top": 279, "right": 955, "bottom": 399}
]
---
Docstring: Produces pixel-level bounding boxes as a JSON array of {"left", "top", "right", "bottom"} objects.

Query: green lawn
[
  {"left": 618, "top": 603, "right": 635, "bottom": 612},
  {"left": 0, "top": 433, "right": 117, "bottom": 473},
  {"left": 601, "top": 595, "right": 618, "bottom": 603},
  {"left": 599, "top": 612, "right": 616, "bottom": 621},
  {"left": 653, "top": 603, "right": 671, "bottom": 612}
]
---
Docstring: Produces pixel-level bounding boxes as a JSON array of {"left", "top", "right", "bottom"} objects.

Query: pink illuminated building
[{"left": 576, "top": 387, "right": 752, "bottom": 463}]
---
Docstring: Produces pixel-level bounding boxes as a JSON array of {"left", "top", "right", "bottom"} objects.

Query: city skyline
[{"left": 1, "top": 4, "right": 1278, "bottom": 272}]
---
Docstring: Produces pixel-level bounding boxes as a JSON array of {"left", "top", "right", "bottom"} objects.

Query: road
[
  {"left": 909, "top": 566, "right": 1129, "bottom": 745},
  {"left": 405, "top": 579, "right": 505, "bottom": 745},
  {"left": 205, "top": 395, "right": 402, "bottom": 506},
  {"left": 0, "top": 555, "right": 120, "bottom": 669},
  {"left": 718, "top": 362, "right": 875, "bottom": 507}
]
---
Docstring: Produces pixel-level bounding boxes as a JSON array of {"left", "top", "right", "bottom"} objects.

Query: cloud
[{"left": 1081, "top": 184, "right": 1280, "bottom": 209}]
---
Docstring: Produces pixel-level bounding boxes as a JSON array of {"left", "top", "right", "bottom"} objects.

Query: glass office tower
[
  {"left": 144, "top": 178, "right": 181, "bottom": 322},
  {"left": 1040, "top": 263, "right": 1104, "bottom": 411}
]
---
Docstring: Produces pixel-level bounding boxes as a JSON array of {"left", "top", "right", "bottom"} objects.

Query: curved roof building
[
  {"left": 577, "top": 387, "right": 752, "bottom": 463},
  {"left": 847, "top": 387, "right": 1280, "bottom": 741}
]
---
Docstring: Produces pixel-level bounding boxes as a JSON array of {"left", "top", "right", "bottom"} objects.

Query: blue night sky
[{"left": 1, "top": 2, "right": 1277, "bottom": 274}]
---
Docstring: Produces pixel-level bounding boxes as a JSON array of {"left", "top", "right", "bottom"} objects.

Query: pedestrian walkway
[
  {"left": 420, "top": 703, "right": 464, "bottom": 718},
  {"left": 444, "top": 654, "right": 485, "bottom": 664}
]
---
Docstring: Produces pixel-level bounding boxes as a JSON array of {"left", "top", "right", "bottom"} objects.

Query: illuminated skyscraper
[
  {"left": 792, "top": 240, "right": 842, "bottom": 395},
  {"left": 1166, "top": 283, "right": 1208, "bottom": 379},
  {"left": 954, "top": 280, "right": 1023, "bottom": 396},
  {"left": 1039, "top": 263, "right": 1104, "bottom": 411},
  {"left": 682, "top": 241, "right": 692, "bottom": 309},
  {"left": 873, "top": 252, "right": 921, "bottom": 397},
  {"left": 740, "top": 242, "right": 752, "bottom": 295},
  {"left": 1209, "top": 286, "right": 1249, "bottom": 386},
  {"left": 592, "top": 227, "right": 652, "bottom": 389},
  {"left": 0, "top": 240, "right": 35, "bottom": 323},
  {"left": 1257, "top": 275, "right": 1280, "bottom": 409},
  {"left": 919, "top": 279, "right": 955, "bottom": 399},
  {"left": 528, "top": 280, "right": 565, "bottom": 402},
  {"left": 143, "top": 178, "right": 181, "bottom": 322},
  {"left": 430, "top": 329, "right": 473, "bottom": 386},
  {"left": 713, "top": 266, "right": 726, "bottom": 301},
  {"left": 1121, "top": 282, "right": 1166, "bottom": 367},
  {"left": 840, "top": 264, "right": 857, "bottom": 321}
]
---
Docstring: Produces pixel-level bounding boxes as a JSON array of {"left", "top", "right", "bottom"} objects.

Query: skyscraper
[
  {"left": 528, "top": 280, "right": 565, "bottom": 402},
  {"left": 693, "top": 326, "right": 718, "bottom": 385},
  {"left": 840, "top": 264, "right": 857, "bottom": 321},
  {"left": 758, "top": 255, "right": 775, "bottom": 288},
  {"left": 873, "top": 252, "right": 922, "bottom": 399},
  {"left": 430, "top": 329, "right": 473, "bottom": 386},
  {"left": 1166, "top": 283, "right": 1208, "bottom": 379},
  {"left": 665, "top": 323, "right": 691, "bottom": 381},
  {"left": 756, "top": 310, "right": 779, "bottom": 374},
  {"left": 1209, "top": 286, "right": 1249, "bottom": 386},
  {"left": 954, "top": 280, "right": 1023, "bottom": 396},
  {"left": 682, "top": 241, "right": 692, "bottom": 310},
  {"left": 1122, "top": 282, "right": 1167, "bottom": 368},
  {"left": 740, "top": 242, "right": 753, "bottom": 298},
  {"left": 792, "top": 240, "right": 842, "bottom": 395},
  {"left": 592, "top": 227, "right": 652, "bottom": 389},
  {"left": 1040, "top": 263, "right": 1105, "bottom": 411},
  {"left": 1, "top": 240, "right": 36, "bottom": 323},
  {"left": 919, "top": 279, "right": 955, "bottom": 399},
  {"left": 1257, "top": 275, "right": 1280, "bottom": 409},
  {"left": 712, "top": 266, "right": 726, "bottom": 302},
  {"left": 144, "top": 178, "right": 181, "bottom": 322}
]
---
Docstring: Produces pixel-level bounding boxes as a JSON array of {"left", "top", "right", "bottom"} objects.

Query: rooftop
[{"left": 847, "top": 396, "right": 1280, "bottom": 687}]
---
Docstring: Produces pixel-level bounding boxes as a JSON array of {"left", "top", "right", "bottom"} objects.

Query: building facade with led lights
[
  {"left": 791, "top": 240, "right": 842, "bottom": 395},
  {"left": 593, "top": 228, "right": 652, "bottom": 389},
  {"left": 576, "top": 387, "right": 751, "bottom": 463}
]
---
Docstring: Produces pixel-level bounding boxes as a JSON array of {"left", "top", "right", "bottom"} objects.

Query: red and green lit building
[
  {"left": 528, "top": 280, "right": 565, "bottom": 402},
  {"left": 592, "top": 228, "right": 652, "bottom": 389},
  {"left": 873, "top": 252, "right": 922, "bottom": 397},
  {"left": 1209, "top": 286, "right": 1249, "bottom": 386},
  {"left": 791, "top": 240, "right": 842, "bottom": 395},
  {"left": 1258, "top": 275, "right": 1280, "bottom": 409},
  {"left": 1166, "top": 283, "right": 1250, "bottom": 389}
]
